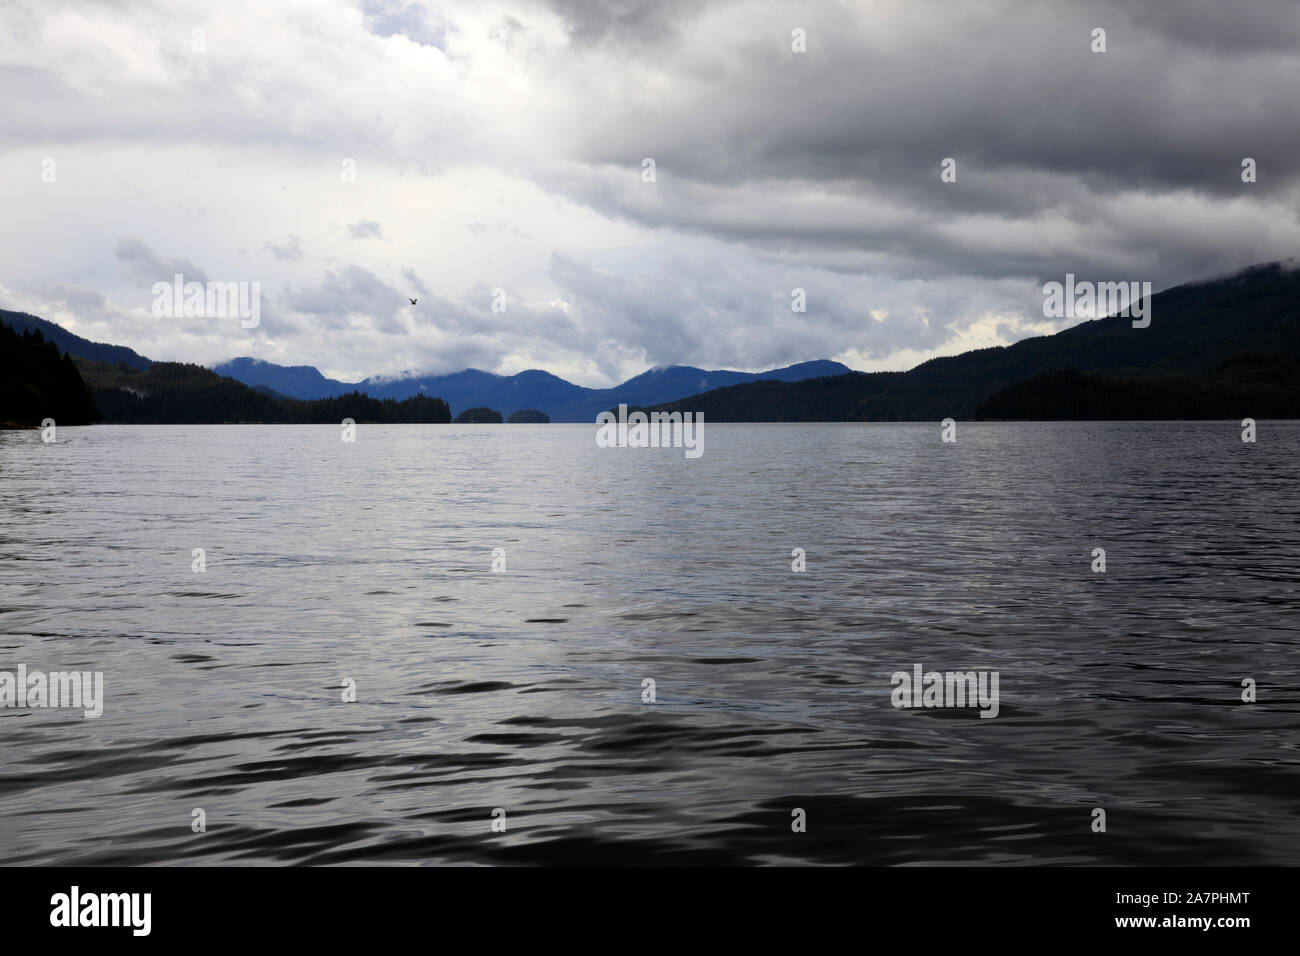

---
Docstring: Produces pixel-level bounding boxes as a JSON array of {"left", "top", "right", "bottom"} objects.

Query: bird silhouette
[{"left": 408, "top": 297, "right": 418, "bottom": 305}]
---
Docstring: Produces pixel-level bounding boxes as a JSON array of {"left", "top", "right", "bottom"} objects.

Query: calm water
[{"left": 1, "top": 422, "right": 1298, "bottom": 866}]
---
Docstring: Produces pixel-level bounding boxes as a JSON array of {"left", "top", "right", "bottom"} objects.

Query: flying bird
[{"left": 408, "top": 297, "right": 418, "bottom": 305}]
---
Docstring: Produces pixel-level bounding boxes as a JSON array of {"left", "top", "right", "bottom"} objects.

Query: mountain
[
  {"left": 208, "top": 357, "right": 354, "bottom": 400},
  {"left": 356, "top": 367, "right": 585, "bottom": 417},
  {"left": 585, "top": 361, "right": 848, "bottom": 419},
  {"left": 641, "top": 262, "right": 1300, "bottom": 421},
  {"left": 975, "top": 361, "right": 1300, "bottom": 420},
  {"left": 1, "top": 309, "right": 152, "bottom": 371},
  {"left": 23, "top": 258, "right": 1296, "bottom": 424},
  {"left": 75, "top": 357, "right": 450, "bottom": 424},
  {"left": 212, "top": 357, "right": 853, "bottom": 421},
  {"left": 0, "top": 308, "right": 852, "bottom": 422}
]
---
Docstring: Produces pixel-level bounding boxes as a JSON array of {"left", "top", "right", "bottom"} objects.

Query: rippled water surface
[{"left": 2, "top": 422, "right": 1298, "bottom": 865}]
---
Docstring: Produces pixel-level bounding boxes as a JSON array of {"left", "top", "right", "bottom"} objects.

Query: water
[{"left": 1, "top": 422, "right": 1298, "bottom": 865}]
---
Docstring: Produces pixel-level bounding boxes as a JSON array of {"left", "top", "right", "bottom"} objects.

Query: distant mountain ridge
[
  {"left": 210, "top": 356, "right": 852, "bottom": 421},
  {"left": 639, "top": 261, "right": 1300, "bottom": 421},
  {"left": 0, "top": 307, "right": 851, "bottom": 421},
  {"left": 210, "top": 357, "right": 342, "bottom": 400},
  {"left": 11, "top": 258, "right": 1298, "bottom": 424}
]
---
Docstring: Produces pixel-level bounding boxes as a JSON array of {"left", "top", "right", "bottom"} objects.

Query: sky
[{"left": 2, "top": 0, "right": 1299, "bottom": 387}]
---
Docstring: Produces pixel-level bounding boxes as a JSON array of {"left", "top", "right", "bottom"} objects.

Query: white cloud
[{"left": 2, "top": 0, "right": 1298, "bottom": 386}]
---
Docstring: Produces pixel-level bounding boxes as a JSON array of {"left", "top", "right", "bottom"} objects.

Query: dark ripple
[{"left": 2, "top": 422, "right": 1299, "bottom": 866}]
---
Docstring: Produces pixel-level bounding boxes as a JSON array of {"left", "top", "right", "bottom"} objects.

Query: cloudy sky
[{"left": 3, "top": 0, "right": 1299, "bottom": 386}]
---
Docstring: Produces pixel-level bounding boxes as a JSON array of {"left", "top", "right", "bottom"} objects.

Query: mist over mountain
[{"left": 209, "top": 357, "right": 345, "bottom": 401}]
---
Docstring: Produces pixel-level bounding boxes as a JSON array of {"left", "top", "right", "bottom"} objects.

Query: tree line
[
  {"left": 86, "top": 360, "right": 454, "bottom": 423},
  {"left": 0, "top": 321, "right": 100, "bottom": 425}
]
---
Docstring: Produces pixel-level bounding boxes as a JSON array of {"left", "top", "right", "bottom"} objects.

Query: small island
[
  {"left": 454, "top": 406, "right": 504, "bottom": 423},
  {"left": 506, "top": 409, "right": 550, "bottom": 423}
]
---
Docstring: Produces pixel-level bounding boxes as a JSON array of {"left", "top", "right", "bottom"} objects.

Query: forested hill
[
  {"left": 0, "top": 320, "right": 100, "bottom": 426},
  {"left": 643, "top": 262, "right": 1300, "bottom": 421},
  {"left": 8, "top": 259, "right": 1300, "bottom": 424},
  {"left": 0, "top": 314, "right": 452, "bottom": 425},
  {"left": 1, "top": 309, "right": 151, "bottom": 370},
  {"left": 77, "top": 358, "right": 452, "bottom": 424}
]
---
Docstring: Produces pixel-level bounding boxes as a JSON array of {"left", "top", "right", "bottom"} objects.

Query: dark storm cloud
[
  {"left": 545, "top": 0, "right": 704, "bottom": 46},
  {"left": 553, "top": 0, "right": 1300, "bottom": 193},
  {"left": 539, "top": 0, "right": 1300, "bottom": 291},
  {"left": 1128, "top": 0, "right": 1300, "bottom": 53},
  {"left": 7, "top": 0, "right": 1300, "bottom": 383}
]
